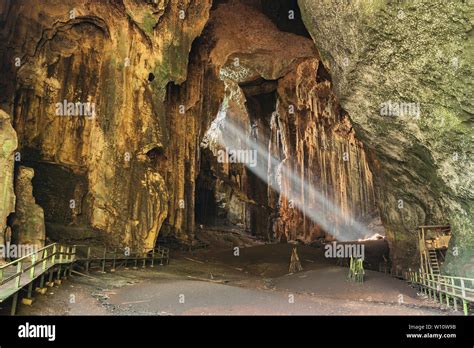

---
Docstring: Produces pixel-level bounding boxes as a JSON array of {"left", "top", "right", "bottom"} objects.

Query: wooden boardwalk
[
  {"left": 406, "top": 270, "right": 474, "bottom": 315},
  {"left": 0, "top": 243, "right": 169, "bottom": 315}
]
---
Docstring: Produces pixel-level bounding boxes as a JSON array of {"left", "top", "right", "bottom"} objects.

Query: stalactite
[{"left": 272, "top": 59, "right": 380, "bottom": 242}]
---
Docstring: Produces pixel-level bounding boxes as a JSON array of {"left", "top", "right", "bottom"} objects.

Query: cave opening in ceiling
[{"left": 260, "top": 0, "right": 311, "bottom": 38}]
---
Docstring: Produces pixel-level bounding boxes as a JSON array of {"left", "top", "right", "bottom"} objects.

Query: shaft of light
[{"left": 217, "top": 118, "right": 372, "bottom": 241}]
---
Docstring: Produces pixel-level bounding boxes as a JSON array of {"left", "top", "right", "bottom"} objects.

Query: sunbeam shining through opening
[{"left": 206, "top": 107, "right": 376, "bottom": 242}]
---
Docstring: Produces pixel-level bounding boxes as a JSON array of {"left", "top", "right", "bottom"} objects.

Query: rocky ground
[{"left": 0, "top": 234, "right": 458, "bottom": 316}]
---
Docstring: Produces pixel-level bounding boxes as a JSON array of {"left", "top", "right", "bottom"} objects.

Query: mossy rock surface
[{"left": 299, "top": 0, "right": 473, "bottom": 275}]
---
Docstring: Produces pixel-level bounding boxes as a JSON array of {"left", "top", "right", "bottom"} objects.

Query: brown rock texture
[
  {"left": 11, "top": 166, "right": 46, "bottom": 248},
  {"left": 272, "top": 59, "right": 379, "bottom": 243},
  {"left": 0, "top": 109, "right": 17, "bottom": 261},
  {"left": 195, "top": 1, "right": 381, "bottom": 243},
  {"left": 0, "top": 0, "right": 212, "bottom": 251},
  {"left": 0, "top": 0, "right": 382, "bottom": 257},
  {"left": 159, "top": 39, "right": 224, "bottom": 243},
  {"left": 162, "top": 0, "right": 319, "bottom": 242}
]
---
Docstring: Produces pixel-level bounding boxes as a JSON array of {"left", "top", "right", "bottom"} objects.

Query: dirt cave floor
[{"left": 0, "top": 242, "right": 459, "bottom": 316}]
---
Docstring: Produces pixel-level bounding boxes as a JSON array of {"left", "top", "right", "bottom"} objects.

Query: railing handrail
[
  {"left": 420, "top": 272, "right": 474, "bottom": 285},
  {"left": 0, "top": 242, "right": 169, "bottom": 271},
  {"left": 67, "top": 244, "right": 169, "bottom": 258},
  {"left": 0, "top": 243, "right": 74, "bottom": 287},
  {"left": 406, "top": 270, "right": 474, "bottom": 297},
  {"left": 407, "top": 270, "right": 473, "bottom": 283},
  {"left": 0, "top": 242, "right": 169, "bottom": 309},
  {"left": 0, "top": 243, "right": 59, "bottom": 270}
]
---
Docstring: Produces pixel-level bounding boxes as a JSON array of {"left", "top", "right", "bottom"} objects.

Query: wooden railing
[
  {"left": 0, "top": 243, "right": 75, "bottom": 287},
  {"left": 71, "top": 244, "right": 170, "bottom": 273},
  {"left": 405, "top": 270, "right": 474, "bottom": 315},
  {"left": 0, "top": 242, "right": 170, "bottom": 315}
]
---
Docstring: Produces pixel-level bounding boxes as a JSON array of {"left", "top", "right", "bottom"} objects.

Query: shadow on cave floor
[{"left": 192, "top": 224, "right": 265, "bottom": 251}]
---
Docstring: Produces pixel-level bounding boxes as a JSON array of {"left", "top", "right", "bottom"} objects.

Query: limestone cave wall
[
  {"left": 299, "top": 0, "right": 473, "bottom": 275},
  {"left": 195, "top": 1, "right": 381, "bottom": 244},
  {"left": 0, "top": 0, "right": 212, "bottom": 251},
  {"left": 0, "top": 0, "right": 381, "bottom": 251},
  {"left": 0, "top": 0, "right": 469, "bottom": 277},
  {"left": 272, "top": 58, "right": 379, "bottom": 243}
]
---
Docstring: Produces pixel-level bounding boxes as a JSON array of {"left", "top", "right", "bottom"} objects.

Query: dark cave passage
[
  {"left": 243, "top": 91, "right": 277, "bottom": 239},
  {"left": 195, "top": 148, "right": 219, "bottom": 226},
  {"left": 195, "top": 89, "right": 279, "bottom": 241}
]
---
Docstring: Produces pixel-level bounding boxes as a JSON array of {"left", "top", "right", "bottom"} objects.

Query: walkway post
[
  {"left": 48, "top": 268, "right": 54, "bottom": 286},
  {"left": 59, "top": 245, "right": 63, "bottom": 264},
  {"left": 101, "top": 247, "right": 106, "bottom": 273},
  {"left": 52, "top": 244, "right": 57, "bottom": 264},
  {"left": 69, "top": 246, "right": 75, "bottom": 277},
  {"left": 445, "top": 280, "right": 450, "bottom": 308},
  {"left": 460, "top": 279, "right": 468, "bottom": 315},
  {"left": 451, "top": 278, "right": 458, "bottom": 311},
  {"left": 42, "top": 249, "right": 48, "bottom": 271},
  {"left": 30, "top": 254, "right": 36, "bottom": 279},
  {"left": 11, "top": 293, "right": 18, "bottom": 316},
  {"left": 27, "top": 282, "right": 33, "bottom": 299},
  {"left": 15, "top": 261, "right": 22, "bottom": 288}
]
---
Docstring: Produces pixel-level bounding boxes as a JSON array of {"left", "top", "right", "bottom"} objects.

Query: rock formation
[
  {"left": 0, "top": 0, "right": 212, "bottom": 251},
  {"left": 272, "top": 58, "right": 379, "bottom": 243},
  {"left": 195, "top": 1, "right": 381, "bottom": 244},
  {"left": 0, "top": 0, "right": 470, "bottom": 276},
  {"left": 299, "top": 0, "right": 473, "bottom": 275},
  {"left": 0, "top": 109, "right": 17, "bottom": 262},
  {"left": 11, "top": 166, "right": 46, "bottom": 248}
]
